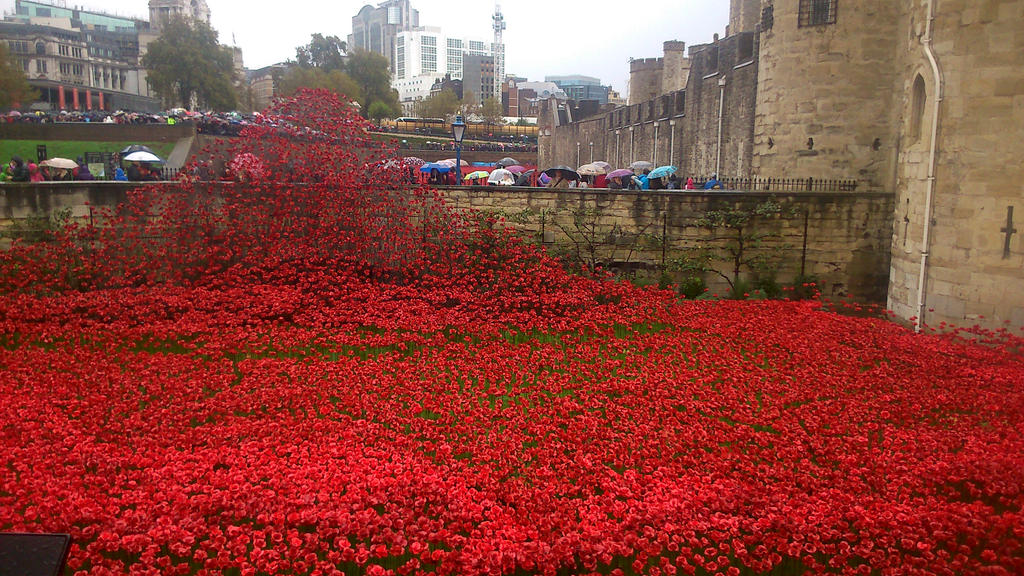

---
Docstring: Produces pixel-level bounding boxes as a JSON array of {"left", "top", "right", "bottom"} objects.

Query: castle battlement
[{"left": 629, "top": 58, "right": 664, "bottom": 73}]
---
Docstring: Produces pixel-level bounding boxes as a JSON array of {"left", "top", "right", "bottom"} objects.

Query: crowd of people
[
  {"left": 397, "top": 140, "right": 538, "bottom": 153},
  {"left": 1, "top": 155, "right": 169, "bottom": 183},
  {"left": 4, "top": 109, "right": 255, "bottom": 136}
]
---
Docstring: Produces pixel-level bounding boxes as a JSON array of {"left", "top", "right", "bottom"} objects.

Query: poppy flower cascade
[{"left": 0, "top": 90, "right": 1022, "bottom": 576}]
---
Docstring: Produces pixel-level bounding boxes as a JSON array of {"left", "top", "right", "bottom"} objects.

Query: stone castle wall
[
  {"left": 888, "top": 0, "right": 1024, "bottom": 329},
  {"left": 752, "top": 0, "right": 903, "bottom": 190},
  {"left": 541, "top": 32, "right": 759, "bottom": 181}
]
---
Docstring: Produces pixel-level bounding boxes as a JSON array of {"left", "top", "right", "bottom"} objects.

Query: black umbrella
[
  {"left": 515, "top": 169, "right": 536, "bottom": 186},
  {"left": 543, "top": 165, "right": 580, "bottom": 181},
  {"left": 497, "top": 156, "right": 519, "bottom": 167}
]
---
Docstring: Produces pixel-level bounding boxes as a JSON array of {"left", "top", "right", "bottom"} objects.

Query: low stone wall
[
  {"left": 442, "top": 187, "right": 895, "bottom": 301},
  {"left": 0, "top": 123, "right": 196, "bottom": 143},
  {"left": 0, "top": 182, "right": 895, "bottom": 302}
]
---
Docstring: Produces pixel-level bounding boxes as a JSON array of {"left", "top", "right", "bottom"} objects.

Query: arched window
[
  {"left": 35, "top": 41, "right": 45, "bottom": 55},
  {"left": 910, "top": 74, "right": 927, "bottom": 144}
]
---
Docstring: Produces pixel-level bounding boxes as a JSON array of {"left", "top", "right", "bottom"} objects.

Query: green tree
[
  {"left": 0, "top": 43, "right": 35, "bottom": 109},
  {"left": 346, "top": 48, "right": 400, "bottom": 119},
  {"left": 278, "top": 67, "right": 361, "bottom": 103},
  {"left": 367, "top": 100, "right": 396, "bottom": 122},
  {"left": 295, "top": 34, "right": 347, "bottom": 72},
  {"left": 480, "top": 97, "right": 504, "bottom": 124},
  {"left": 459, "top": 90, "right": 478, "bottom": 117},
  {"left": 142, "top": 17, "right": 237, "bottom": 111},
  {"left": 415, "top": 89, "right": 460, "bottom": 120},
  {"left": 685, "top": 200, "right": 795, "bottom": 295}
]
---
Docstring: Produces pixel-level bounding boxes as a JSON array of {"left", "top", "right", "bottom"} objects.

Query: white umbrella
[
  {"left": 487, "top": 169, "right": 516, "bottom": 185},
  {"left": 40, "top": 157, "right": 78, "bottom": 170},
  {"left": 577, "top": 163, "right": 610, "bottom": 176},
  {"left": 123, "top": 151, "right": 163, "bottom": 163}
]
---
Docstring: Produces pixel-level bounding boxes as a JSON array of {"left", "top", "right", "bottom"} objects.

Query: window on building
[
  {"left": 36, "top": 42, "right": 46, "bottom": 55},
  {"left": 674, "top": 91, "right": 686, "bottom": 114},
  {"left": 706, "top": 47, "right": 719, "bottom": 74},
  {"left": 909, "top": 74, "right": 927, "bottom": 144},
  {"left": 36, "top": 7, "right": 51, "bottom": 17},
  {"left": 35, "top": 59, "right": 47, "bottom": 73},
  {"left": 738, "top": 34, "right": 755, "bottom": 63},
  {"left": 421, "top": 35, "right": 436, "bottom": 73},
  {"left": 799, "top": 0, "right": 837, "bottom": 27}
]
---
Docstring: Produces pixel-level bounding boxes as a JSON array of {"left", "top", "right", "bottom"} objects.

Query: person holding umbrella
[
  {"left": 544, "top": 166, "right": 579, "bottom": 189},
  {"left": 127, "top": 162, "right": 143, "bottom": 181}
]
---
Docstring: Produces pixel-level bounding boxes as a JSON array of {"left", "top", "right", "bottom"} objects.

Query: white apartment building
[{"left": 392, "top": 27, "right": 495, "bottom": 107}]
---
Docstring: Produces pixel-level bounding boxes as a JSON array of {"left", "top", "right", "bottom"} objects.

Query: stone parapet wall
[
  {"left": 1, "top": 182, "right": 894, "bottom": 304},
  {"left": 441, "top": 187, "right": 894, "bottom": 301}
]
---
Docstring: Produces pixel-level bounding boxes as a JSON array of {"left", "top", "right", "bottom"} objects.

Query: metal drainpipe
[
  {"left": 653, "top": 122, "right": 659, "bottom": 166},
  {"left": 669, "top": 120, "right": 676, "bottom": 166},
  {"left": 916, "top": 0, "right": 943, "bottom": 333},
  {"left": 716, "top": 76, "right": 727, "bottom": 176}
]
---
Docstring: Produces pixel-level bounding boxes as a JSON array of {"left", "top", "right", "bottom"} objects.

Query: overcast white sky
[{"left": 1, "top": 0, "right": 729, "bottom": 95}]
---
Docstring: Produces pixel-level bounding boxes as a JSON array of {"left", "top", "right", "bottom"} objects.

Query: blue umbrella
[
  {"left": 648, "top": 165, "right": 677, "bottom": 179},
  {"left": 419, "top": 163, "right": 451, "bottom": 174}
]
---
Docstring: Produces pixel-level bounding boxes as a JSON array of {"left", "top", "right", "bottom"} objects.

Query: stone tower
[
  {"left": 887, "top": 0, "right": 1024, "bottom": 330},
  {"left": 751, "top": 0, "right": 903, "bottom": 188},
  {"left": 627, "top": 57, "right": 663, "bottom": 106},
  {"left": 660, "top": 41, "right": 690, "bottom": 94},
  {"left": 729, "top": 0, "right": 762, "bottom": 35}
]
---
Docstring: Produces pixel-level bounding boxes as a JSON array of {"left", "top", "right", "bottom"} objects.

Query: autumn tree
[
  {"left": 0, "top": 43, "right": 35, "bottom": 109},
  {"left": 142, "top": 17, "right": 237, "bottom": 111},
  {"left": 346, "top": 48, "right": 400, "bottom": 119}
]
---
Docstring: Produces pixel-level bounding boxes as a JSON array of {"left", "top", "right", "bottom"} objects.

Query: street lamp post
[
  {"left": 452, "top": 115, "right": 467, "bottom": 185},
  {"left": 589, "top": 142, "right": 594, "bottom": 163}
]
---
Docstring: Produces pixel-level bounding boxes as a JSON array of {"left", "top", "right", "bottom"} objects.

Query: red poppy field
[{"left": 2, "top": 92, "right": 1023, "bottom": 576}]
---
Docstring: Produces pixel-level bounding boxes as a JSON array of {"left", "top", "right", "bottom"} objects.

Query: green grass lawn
[{"left": 0, "top": 140, "right": 177, "bottom": 165}]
